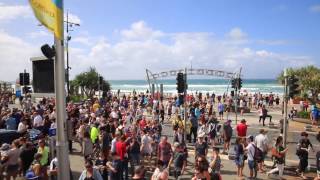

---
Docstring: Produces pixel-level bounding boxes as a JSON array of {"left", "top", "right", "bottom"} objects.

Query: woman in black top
[{"left": 296, "top": 132, "right": 314, "bottom": 180}]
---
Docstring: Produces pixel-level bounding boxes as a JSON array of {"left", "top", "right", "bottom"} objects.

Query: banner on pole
[{"left": 29, "top": 0, "right": 63, "bottom": 39}]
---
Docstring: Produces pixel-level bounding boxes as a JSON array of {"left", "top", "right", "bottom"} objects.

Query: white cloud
[
  {"left": 66, "top": 22, "right": 313, "bottom": 80},
  {"left": 0, "top": 3, "right": 31, "bottom": 21},
  {"left": 310, "top": 4, "right": 320, "bottom": 13},
  {"left": 120, "top": 21, "right": 164, "bottom": 40},
  {"left": 0, "top": 30, "right": 40, "bottom": 81},
  {"left": 227, "top": 27, "right": 247, "bottom": 40},
  {"left": 256, "top": 39, "right": 287, "bottom": 45},
  {"left": 0, "top": 20, "right": 314, "bottom": 81},
  {"left": 28, "top": 30, "right": 50, "bottom": 38},
  {"left": 72, "top": 36, "right": 91, "bottom": 46},
  {"left": 65, "top": 12, "right": 81, "bottom": 25}
]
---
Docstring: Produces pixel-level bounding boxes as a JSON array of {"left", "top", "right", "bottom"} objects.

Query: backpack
[{"left": 253, "top": 144, "right": 263, "bottom": 162}]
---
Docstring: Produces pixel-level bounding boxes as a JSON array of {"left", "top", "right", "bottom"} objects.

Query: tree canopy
[
  {"left": 277, "top": 65, "right": 320, "bottom": 102},
  {"left": 70, "top": 67, "right": 111, "bottom": 98}
]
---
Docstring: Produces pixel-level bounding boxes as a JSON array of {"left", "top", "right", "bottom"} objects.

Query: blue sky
[{"left": 0, "top": 0, "right": 319, "bottom": 81}]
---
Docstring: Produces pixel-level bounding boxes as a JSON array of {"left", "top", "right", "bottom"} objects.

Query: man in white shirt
[
  {"left": 17, "top": 119, "right": 28, "bottom": 133},
  {"left": 33, "top": 112, "right": 43, "bottom": 128},
  {"left": 255, "top": 129, "right": 269, "bottom": 172},
  {"left": 111, "top": 132, "right": 120, "bottom": 153},
  {"left": 246, "top": 135, "right": 256, "bottom": 178}
]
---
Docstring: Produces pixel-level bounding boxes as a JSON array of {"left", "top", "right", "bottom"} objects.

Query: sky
[{"left": 0, "top": 0, "right": 319, "bottom": 81}]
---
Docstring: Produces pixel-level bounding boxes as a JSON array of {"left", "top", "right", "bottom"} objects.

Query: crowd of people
[{"left": 0, "top": 90, "right": 319, "bottom": 180}]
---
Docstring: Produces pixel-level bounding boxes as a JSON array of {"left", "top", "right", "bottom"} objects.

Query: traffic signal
[
  {"left": 238, "top": 78, "right": 243, "bottom": 90},
  {"left": 231, "top": 78, "right": 236, "bottom": 89},
  {"left": 176, "top": 73, "right": 185, "bottom": 93},
  {"left": 231, "top": 90, "right": 234, "bottom": 97},
  {"left": 288, "top": 75, "right": 299, "bottom": 98},
  {"left": 19, "top": 73, "right": 30, "bottom": 85},
  {"left": 99, "top": 76, "right": 103, "bottom": 85}
]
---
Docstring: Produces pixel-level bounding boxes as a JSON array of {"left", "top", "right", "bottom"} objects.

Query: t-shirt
[
  {"left": 255, "top": 134, "right": 268, "bottom": 152},
  {"left": 33, "top": 115, "right": 43, "bottom": 127},
  {"left": 236, "top": 123, "right": 247, "bottom": 137},
  {"left": 246, "top": 143, "right": 255, "bottom": 161},
  {"left": 174, "top": 151, "right": 186, "bottom": 170},
  {"left": 110, "top": 159, "right": 122, "bottom": 180},
  {"left": 195, "top": 142, "right": 208, "bottom": 156},
  {"left": 90, "top": 126, "right": 99, "bottom": 143},
  {"left": 111, "top": 138, "right": 117, "bottom": 153},
  {"left": 223, "top": 124, "right": 233, "bottom": 138},
  {"left": 49, "top": 157, "right": 58, "bottom": 170},
  {"left": 38, "top": 146, "right": 49, "bottom": 166},
  {"left": 218, "top": 103, "right": 224, "bottom": 112},
  {"left": 6, "top": 117, "right": 17, "bottom": 130},
  {"left": 234, "top": 144, "right": 244, "bottom": 158},
  {"left": 6, "top": 148, "right": 20, "bottom": 165},
  {"left": 18, "top": 122, "right": 27, "bottom": 132},
  {"left": 115, "top": 141, "right": 127, "bottom": 160},
  {"left": 158, "top": 142, "right": 172, "bottom": 162},
  {"left": 299, "top": 138, "right": 312, "bottom": 149},
  {"left": 141, "top": 135, "right": 152, "bottom": 153}
]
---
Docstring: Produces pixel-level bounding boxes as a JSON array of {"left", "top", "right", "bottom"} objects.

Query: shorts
[
  {"left": 235, "top": 155, "right": 244, "bottom": 167},
  {"left": 248, "top": 160, "right": 255, "bottom": 170},
  {"left": 219, "top": 111, "right": 223, "bottom": 115},
  {"left": 7, "top": 164, "right": 19, "bottom": 174},
  {"left": 224, "top": 136, "right": 231, "bottom": 142}
]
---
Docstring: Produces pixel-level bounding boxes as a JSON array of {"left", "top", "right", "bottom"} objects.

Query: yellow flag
[{"left": 29, "top": 0, "right": 63, "bottom": 40}]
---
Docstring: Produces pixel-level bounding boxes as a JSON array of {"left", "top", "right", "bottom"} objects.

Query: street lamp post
[{"left": 65, "top": 10, "right": 80, "bottom": 97}]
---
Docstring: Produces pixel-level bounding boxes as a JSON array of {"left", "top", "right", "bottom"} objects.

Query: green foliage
[
  {"left": 277, "top": 65, "right": 320, "bottom": 103},
  {"left": 70, "top": 95, "right": 85, "bottom": 103},
  {"left": 297, "top": 111, "right": 310, "bottom": 119},
  {"left": 71, "top": 67, "right": 111, "bottom": 98}
]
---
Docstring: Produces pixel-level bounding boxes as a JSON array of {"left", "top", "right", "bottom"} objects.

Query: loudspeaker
[
  {"left": 41, "top": 44, "right": 56, "bottom": 59},
  {"left": 32, "top": 58, "right": 54, "bottom": 93}
]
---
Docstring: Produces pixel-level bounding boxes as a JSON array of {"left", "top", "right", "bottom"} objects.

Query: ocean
[{"left": 109, "top": 79, "right": 284, "bottom": 95}]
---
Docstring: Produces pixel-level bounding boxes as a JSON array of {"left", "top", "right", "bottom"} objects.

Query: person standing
[
  {"left": 222, "top": 120, "right": 233, "bottom": 154},
  {"left": 3, "top": 140, "right": 20, "bottom": 180},
  {"left": 246, "top": 135, "right": 256, "bottom": 179},
  {"left": 79, "top": 159, "right": 103, "bottom": 180},
  {"left": 195, "top": 133, "right": 208, "bottom": 159},
  {"left": 217, "top": 101, "right": 224, "bottom": 121},
  {"left": 236, "top": 119, "right": 248, "bottom": 138},
  {"left": 234, "top": 137, "right": 245, "bottom": 179},
  {"left": 37, "top": 139, "right": 49, "bottom": 180},
  {"left": 209, "top": 147, "right": 222, "bottom": 178},
  {"left": 267, "top": 136, "right": 288, "bottom": 179},
  {"left": 296, "top": 132, "right": 314, "bottom": 179},
  {"left": 254, "top": 129, "right": 269, "bottom": 173},
  {"left": 157, "top": 136, "right": 173, "bottom": 168},
  {"left": 169, "top": 143, "right": 187, "bottom": 179}
]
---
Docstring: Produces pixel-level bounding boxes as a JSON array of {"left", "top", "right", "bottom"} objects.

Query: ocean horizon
[{"left": 109, "top": 79, "right": 283, "bottom": 95}]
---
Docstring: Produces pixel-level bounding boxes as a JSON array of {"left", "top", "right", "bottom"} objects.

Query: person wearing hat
[
  {"left": 296, "top": 131, "right": 314, "bottom": 179},
  {"left": 195, "top": 132, "right": 208, "bottom": 159},
  {"left": 245, "top": 135, "right": 256, "bottom": 179},
  {"left": 254, "top": 129, "right": 269, "bottom": 173}
]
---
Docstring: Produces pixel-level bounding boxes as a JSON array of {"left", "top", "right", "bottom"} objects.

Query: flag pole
[{"left": 54, "top": 0, "right": 71, "bottom": 179}]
